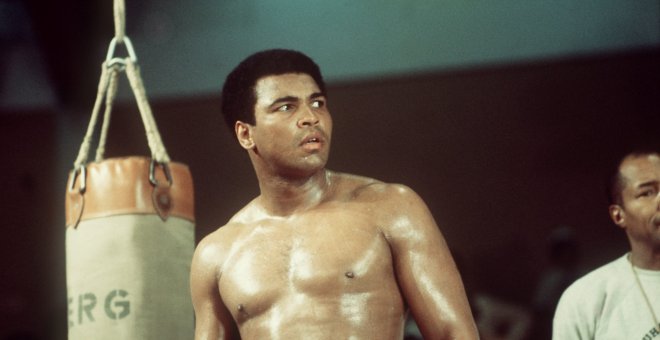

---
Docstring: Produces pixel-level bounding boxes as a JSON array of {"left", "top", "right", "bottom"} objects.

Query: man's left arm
[{"left": 380, "top": 184, "right": 479, "bottom": 340}]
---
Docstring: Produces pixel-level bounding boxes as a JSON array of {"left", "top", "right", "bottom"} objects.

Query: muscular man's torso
[{"left": 211, "top": 174, "right": 406, "bottom": 339}]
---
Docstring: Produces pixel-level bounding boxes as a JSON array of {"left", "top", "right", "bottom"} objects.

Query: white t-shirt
[{"left": 553, "top": 253, "right": 660, "bottom": 340}]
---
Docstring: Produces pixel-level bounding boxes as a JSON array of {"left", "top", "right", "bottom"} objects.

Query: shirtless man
[{"left": 190, "top": 49, "right": 478, "bottom": 340}]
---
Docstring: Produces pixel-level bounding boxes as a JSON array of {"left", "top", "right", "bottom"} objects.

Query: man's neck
[
  {"left": 629, "top": 246, "right": 660, "bottom": 270},
  {"left": 256, "top": 169, "right": 332, "bottom": 217}
]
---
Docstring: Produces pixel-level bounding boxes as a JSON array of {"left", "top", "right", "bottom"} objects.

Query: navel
[{"left": 345, "top": 271, "right": 355, "bottom": 279}]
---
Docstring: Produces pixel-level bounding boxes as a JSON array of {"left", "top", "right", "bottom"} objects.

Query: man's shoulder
[
  {"left": 194, "top": 221, "right": 254, "bottom": 272},
  {"left": 553, "top": 254, "right": 636, "bottom": 338},
  {"left": 559, "top": 254, "right": 629, "bottom": 304},
  {"left": 195, "top": 220, "right": 248, "bottom": 257},
  {"left": 333, "top": 172, "right": 436, "bottom": 237},
  {"left": 572, "top": 254, "right": 628, "bottom": 285},
  {"left": 333, "top": 171, "right": 418, "bottom": 204}
]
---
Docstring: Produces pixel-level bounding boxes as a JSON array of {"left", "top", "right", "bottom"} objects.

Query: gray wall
[{"left": 2, "top": 1, "right": 659, "bottom": 108}]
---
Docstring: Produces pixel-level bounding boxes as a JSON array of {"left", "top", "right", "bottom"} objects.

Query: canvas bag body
[{"left": 65, "top": 158, "right": 195, "bottom": 339}]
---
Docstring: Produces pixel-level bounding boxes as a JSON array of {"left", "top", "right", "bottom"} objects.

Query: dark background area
[{"left": 1, "top": 1, "right": 659, "bottom": 339}]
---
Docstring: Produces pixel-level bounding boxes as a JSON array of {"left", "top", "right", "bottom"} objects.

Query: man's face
[
  {"left": 246, "top": 73, "right": 332, "bottom": 176},
  {"left": 611, "top": 154, "right": 660, "bottom": 250}
]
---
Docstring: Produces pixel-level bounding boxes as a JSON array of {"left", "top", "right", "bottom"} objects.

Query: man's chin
[
  {"left": 300, "top": 159, "right": 327, "bottom": 174},
  {"left": 279, "top": 158, "right": 328, "bottom": 178},
  {"left": 301, "top": 152, "right": 328, "bottom": 166}
]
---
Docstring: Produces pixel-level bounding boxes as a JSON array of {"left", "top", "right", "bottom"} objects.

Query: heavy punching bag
[{"left": 64, "top": 3, "right": 195, "bottom": 338}]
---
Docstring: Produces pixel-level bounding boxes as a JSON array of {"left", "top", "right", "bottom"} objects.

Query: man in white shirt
[{"left": 553, "top": 150, "right": 660, "bottom": 339}]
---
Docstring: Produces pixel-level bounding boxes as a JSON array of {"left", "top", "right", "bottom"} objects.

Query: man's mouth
[{"left": 301, "top": 135, "right": 324, "bottom": 151}]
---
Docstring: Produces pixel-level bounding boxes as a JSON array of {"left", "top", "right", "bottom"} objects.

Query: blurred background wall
[{"left": 1, "top": 1, "right": 659, "bottom": 339}]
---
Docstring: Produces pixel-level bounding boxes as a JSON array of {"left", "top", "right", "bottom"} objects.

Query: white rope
[
  {"left": 73, "top": 63, "right": 111, "bottom": 169},
  {"left": 113, "top": 0, "right": 126, "bottom": 43},
  {"left": 94, "top": 66, "right": 121, "bottom": 162},
  {"left": 72, "top": 0, "right": 170, "bottom": 169},
  {"left": 126, "top": 59, "right": 171, "bottom": 163}
]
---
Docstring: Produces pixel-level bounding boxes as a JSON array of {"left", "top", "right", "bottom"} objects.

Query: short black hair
[
  {"left": 220, "top": 49, "right": 326, "bottom": 130},
  {"left": 607, "top": 150, "right": 659, "bottom": 205}
]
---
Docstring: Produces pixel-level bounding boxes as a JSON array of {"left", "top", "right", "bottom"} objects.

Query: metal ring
[
  {"left": 149, "top": 160, "right": 173, "bottom": 187},
  {"left": 105, "top": 36, "right": 138, "bottom": 65}
]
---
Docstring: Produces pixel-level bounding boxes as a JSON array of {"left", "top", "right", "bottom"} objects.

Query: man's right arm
[
  {"left": 190, "top": 234, "right": 239, "bottom": 340},
  {"left": 552, "top": 282, "right": 593, "bottom": 340}
]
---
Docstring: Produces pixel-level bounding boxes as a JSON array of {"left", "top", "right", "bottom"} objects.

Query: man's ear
[
  {"left": 235, "top": 121, "right": 255, "bottom": 150},
  {"left": 609, "top": 204, "right": 626, "bottom": 229}
]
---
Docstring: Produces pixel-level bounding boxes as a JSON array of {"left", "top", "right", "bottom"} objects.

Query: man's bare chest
[{"left": 217, "top": 209, "right": 395, "bottom": 313}]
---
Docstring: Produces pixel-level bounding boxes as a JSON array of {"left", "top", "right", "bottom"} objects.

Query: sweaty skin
[{"left": 190, "top": 73, "right": 478, "bottom": 340}]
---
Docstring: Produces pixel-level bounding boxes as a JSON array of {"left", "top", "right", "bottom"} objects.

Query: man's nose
[{"left": 296, "top": 106, "right": 319, "bottom": 128}]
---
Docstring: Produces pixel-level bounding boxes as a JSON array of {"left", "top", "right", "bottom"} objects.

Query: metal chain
[{"left": 630, "top": 256, "right": 660, "bottom": 332}]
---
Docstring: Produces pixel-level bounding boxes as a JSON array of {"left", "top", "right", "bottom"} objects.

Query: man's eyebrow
[
  {"left": 636, "top": 180, "right": 659, "bottom": 188},
  {"left": 269, "top": 96, "right": 299, "bottom": 107},
  {"left": 310, "top": 92, "right": 325, "bottom": 100}
]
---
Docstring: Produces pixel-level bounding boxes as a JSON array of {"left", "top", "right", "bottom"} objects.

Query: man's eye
[
  {"left": 277, "top": 104, "right": 293, "bottom": 112},
  {"left": 311, "top": 100, "right": 325, "bottom": 108},
  {"left": 638, "top": 189, "right": 657, "bottom": 197}
]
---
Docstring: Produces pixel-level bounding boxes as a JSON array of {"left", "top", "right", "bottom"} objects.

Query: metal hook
[
  {"left": 149, "top": 160, "right": 173, "bottom": 187},
  {"left": 69, "top": 165, "right": 87, "bottom": 194}
]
